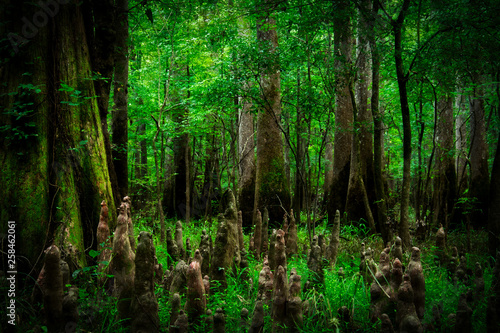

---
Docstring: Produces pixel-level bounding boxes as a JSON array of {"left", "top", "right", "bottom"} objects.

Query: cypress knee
[
  {"left": 214, "top": 308, "right": 226, "bottom": 333},
  {"left": 131, "top": 231, "right": 159, "bottom": 333},
  {"left": 249, "top": 300, "right": 265, "bottom": 333},
  {"left": 123, "top": 196, "right": 136, "bottom": 252},
  {"left": 286, "top": 267, "right": 303, "bottom": 332},
  {"left": 408, "top": 247, "right": 425, "bottom": 320},
  {"left": 326, "top": 210, "right": 341, "bottom": 266},
  {"left": 397, "top": 274, "right": 422, "bottom": 333},
  {"left": 285, "top": 209, "right": 298, "bottom": 256},
  {"left": 271, "top": 265, "right": 288, "bottom": 332},
  {"left": 175, "top": 221, "right": 185, "bottom": 260},
  {"left": 43, "top": 245, "right": 63, "bottom": 332},
  {"left": 185, "top": 260, "right": 207, "bottom": 328},
  {"left": 112, "top": 202, "right": 135, "bottom": 322}
]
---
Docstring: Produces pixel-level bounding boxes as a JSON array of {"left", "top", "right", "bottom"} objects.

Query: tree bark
[
  {"left": 391, "top": 0, "right": 412, "bottom": 249},
  {"left": 346, "top": 0, "right": 375, "bottom": 226},
  {"left": 469, "top": 84, "right": 490, "bottom": 227},
  {"left": 112, "top": 0, "right": 129, "bottom": 199},
  {"left": 368, "top": 0, "right": 390, "bottom": 243},
  {"left": 432, "top": 94, "right": 457, "bottom": 229},
  {"left": 346, "top": 81, "right": 376, "bottom": 233},
  {"left": 0, "top": 1, "right": 116, "bottom": 272},
  {"left": 328, "top": 0, "right": 353, "bottom": 225},
  {"left": 294, "top": 70, "right": 307, "bottom": 223},
  {"left": 323, "top": 133, "right": 334, "bottom": 209},
  {"left": 136, "top": 121, "right": 148, "bottom": 209},
  {"left": 238, "top": 87, "right": 256, "bottom": 229},
  {"left": 455, "top": 98, "right": 468, "bottom": 195},
  {"left": 488, "top": 130, "right": 500, "bottom": 257},
  {"left": 254, "top": 0, "right": 291, "bottom": 226},
  {"left": 86, "top": 0, "right": 121, "bottom": 209}
]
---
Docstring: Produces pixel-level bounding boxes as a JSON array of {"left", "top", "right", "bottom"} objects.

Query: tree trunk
[
  {"left": 139, "top": 122, "right": 148, "bottom": 202},
  {"left": 172, "top": 118, "right": 190, "bottom": 219},
  {"left": 0, "top": 1, "right": 116, "bottom": 272},
  {"left": 133, "top": 121, "right": 148, "bottom": 210},
  {"left": 368, "top": 0, "right": 390, "bottom": 243},
  {"left": 488, "top": 130, "right": 500, "bottom": 257},
  {"left": 455, "top": 98, "right": 468, "bottom": 195},
  {"left": 346, "top": 0, "right": 375, "bottom": 226},
  {"left": 152, "top": 118, "right": 166, "bottom": 242},
  {"left": 346, "top": 81, "right": 377, "bottom": 233},
  {"left": 185, "top": 136, "right": 191, "bottom": 224},
  {"left": 203, "top": 132, "right": 220, "bottom": 219},
  {"left": 254, "top": 0, "right": 291, "bottom": 226},
  {"left": 323, "top": 133, "right": 334, "bottom": 209},
  {"left": 469, "top": 85, "right": 490, "bottom": 227},
  {"left": 328, "top": 0, "right": 353, "bottom": 225},
  {"left": 86, "top": 0, "right": 121, "bottom": 209},
  {"left": 432, "top": 94, "right": 457, "bottom": 229},
  {"left": 294, "top": 70, "right": 307, "bottom": 223},
  {"left": 112, "top": 0, "right": 129, "bottom": 199},
  {"left": 391, "top": 0, "right": 412, "bottom": 249},
  {"left": 238, "top": 94, "right": 256, "bottom": 229}
]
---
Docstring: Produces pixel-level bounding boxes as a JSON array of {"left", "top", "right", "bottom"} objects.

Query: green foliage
[{"left": 0, "top": 79, "right": 42, "bottom": 144}]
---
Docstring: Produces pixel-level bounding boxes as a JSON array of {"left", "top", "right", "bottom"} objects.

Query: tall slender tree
[
  {"left": 253, "top": 0, "right": 291, "bottom": 225},
  {"left": 112, "top": 0, "right": 130, "bottom": 199},
  {"left": 469, "top": 80, "right": 490, "bottom": 226},
  {"left": 367, "top": 0, "right": 390, "bottom": 243},
  {"left": 238, "top": 91, "right": 256, "bottom": 229},
  {"left": 432, "top": 93, "right": 457, "bottom": 229},
  {"left": 380, "top": 0, "right": 412, "bottom": 248},
  {"left": 328, "top": 0, "right": 353, "bottom": 225}
]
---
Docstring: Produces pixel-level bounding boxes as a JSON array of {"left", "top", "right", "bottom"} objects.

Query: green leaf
[{"left": 89, "top": 249, "right": 100, "bottom": 258}]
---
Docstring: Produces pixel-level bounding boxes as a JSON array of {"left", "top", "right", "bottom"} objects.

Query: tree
[
  {"left": 238, "top": 92, "right": 256, "bottom": 229},
  {"left": 345, "top": 0, "right": 376, "bottom": 230},
  {"left": 488, "top": 129, "right": 500, "bottom": 256},
  {"left": 469, "top": 81, "right": 490, "bottom": 226},
  {"left": 432, "top": 93, "right": 456, "bottom": 229},
  {"left": 253, "top": 0, "right": 291, "bottom": 225},
  {"left": 328, "top": 0, "right": 353, "bottom": 225},
  {"left": 379, "top": 0, "right": 412, "bottom": 249},
  {"left": 85, "top": 0, "right": 121, "bottom": 208},
  {"left": 0, "top": 1, "right": 116, "bottom": 271},
  {"left": 367, "top": 0, "right": 391, "bottom": 243},
  {"left": 112, "top": 0, "right": 130, "bottom": 199}
]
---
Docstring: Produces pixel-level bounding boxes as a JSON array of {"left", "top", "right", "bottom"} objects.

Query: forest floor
[{"left": 4, "top": 216, "right": 492, "bottom": 332}]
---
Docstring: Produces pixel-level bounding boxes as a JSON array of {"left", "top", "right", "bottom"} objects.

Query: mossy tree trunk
[
  {"left": 254, "top": 0, "right": 291, "bottom": 226},
  {"left": 85, "top": 0, "right": 121, "bottom": 209},
  {"left": 0, "top": 1, "right": 116, "bottom": 273}
]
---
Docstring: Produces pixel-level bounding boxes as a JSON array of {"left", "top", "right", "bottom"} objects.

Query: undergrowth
[{"left": 2, "top": 216, "right": 493, "bottom": 332}]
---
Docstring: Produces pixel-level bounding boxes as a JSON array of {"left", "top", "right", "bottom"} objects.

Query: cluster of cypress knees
[{"left": 29, "top": 189, "right": 500, "bottom": 332}]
